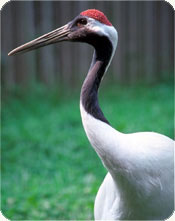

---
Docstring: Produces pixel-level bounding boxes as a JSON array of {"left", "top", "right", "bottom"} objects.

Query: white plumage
[{"left": 80, "top": 103, "right": 174, "bottom": 220}]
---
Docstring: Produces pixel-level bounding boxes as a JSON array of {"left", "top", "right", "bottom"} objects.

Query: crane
[{"left": 8, "top": 9, "right": 174, "bottom": 220}]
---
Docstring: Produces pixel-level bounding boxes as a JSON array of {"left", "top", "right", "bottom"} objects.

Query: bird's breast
[{"left": 80, "top": 101, "right": 123, "bottom": 168}]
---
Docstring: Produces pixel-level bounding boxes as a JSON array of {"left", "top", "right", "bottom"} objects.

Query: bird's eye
[{"left": 77, "top": 19, "right": 87, "bottom": 27}]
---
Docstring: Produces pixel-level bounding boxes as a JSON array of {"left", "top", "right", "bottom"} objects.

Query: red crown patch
[{"left": 80, "top": 9, "right": 112, "bottom": 26}]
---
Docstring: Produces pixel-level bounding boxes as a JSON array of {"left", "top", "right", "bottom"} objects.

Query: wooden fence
[{"left": 1, "top": 1, "right": 174, "bottom": 90}]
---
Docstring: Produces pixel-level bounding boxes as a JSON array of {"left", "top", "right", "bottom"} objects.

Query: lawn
[{"left": 1, "top": 82, "right": 174, "bottom": 220}]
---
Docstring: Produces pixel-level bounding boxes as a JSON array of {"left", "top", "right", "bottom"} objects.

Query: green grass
[{"left": 1, "top": 82, "right": 174, "bottom": 220}]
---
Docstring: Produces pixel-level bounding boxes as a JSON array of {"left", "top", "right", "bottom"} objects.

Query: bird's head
[{"left": 8, "top": 9, "right": 118, "bottom": 56}]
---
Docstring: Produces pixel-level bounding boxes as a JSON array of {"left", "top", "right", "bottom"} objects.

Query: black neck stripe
[{"left": 80, "top": 36, "right": 113, "bottom": 124}]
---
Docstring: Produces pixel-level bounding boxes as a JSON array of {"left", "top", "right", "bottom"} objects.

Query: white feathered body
[{"left": 80, "top": 102, "right": 174, "bottom": 220}]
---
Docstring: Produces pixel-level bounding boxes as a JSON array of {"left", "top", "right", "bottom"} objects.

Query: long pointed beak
[{"left": 8, "top": 24, "right": 70, "bottom": 56}]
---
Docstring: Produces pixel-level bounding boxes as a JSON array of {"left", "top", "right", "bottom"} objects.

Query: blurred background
[
  {"left": 1, "top": 0, "right": 174, "bottom": 87},
  {"left": 1, "top": 1, "right": 174, "bottom": 220}
]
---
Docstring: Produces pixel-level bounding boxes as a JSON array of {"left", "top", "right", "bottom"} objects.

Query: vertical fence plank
[
  {"left": 1, "top": 3, "right": 16, "bottom": 88},
  {"left": 128, "top": 2, "right": 139, "bottom": 84},
  {"left": 23, "top": 1, "right": 36, "bottom": 84},
  {"left": 143, "top": 2, "right": 157, "bottom": 83},
  {"left": 69, "top": 2, "right": 80, "bottom": 89},
  {"left": 137, "top": 2, "right": 145, "bottom": 81},
  {"left": 12, "top": 2, "right": 36, "bottom": 86},
  {"left": 38, "top": 1, "right": 55, "bottom": 85},
  {"left": 121, "top": 1, "right": 130, "bottom": 83},
  {"left": 111, "top": 1, "right": 123, "bottom": 83},
  {"left": 58, "top": 1, "right": 73, "bottom": 89},
  {"left": 53, "top": 1, "right": 63, "bottom": 85},
  {"left": 159, "top": 2, "right": 174, "bottom": 79}
]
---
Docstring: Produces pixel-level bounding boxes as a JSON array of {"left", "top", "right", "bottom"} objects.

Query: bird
[{"left": 8, "top": 9, "right": 174, "bottom": 220}]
